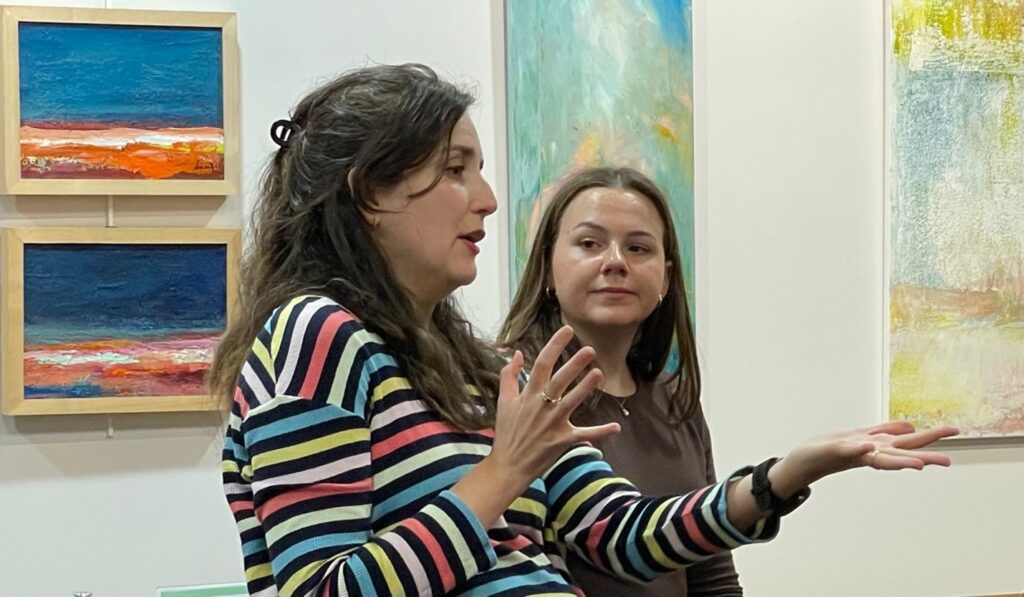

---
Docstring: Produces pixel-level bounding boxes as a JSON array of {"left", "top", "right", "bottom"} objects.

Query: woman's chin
[
  {"left": 448, "top": 266, "right": 478, "bottom": 290},
  {"left": 579, "top": 308, "right": 646, "bottom": 329}
]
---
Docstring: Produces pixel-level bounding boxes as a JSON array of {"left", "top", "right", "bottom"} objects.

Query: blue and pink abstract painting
[
  {"left": 23, "top": 244, "right": 227, "bottom": 399},
  {"left": 506, "top": 0, "right": 695, "bottom": 299},
  {"left": 18, "top": 22, "right": 224, "bottom": 180},
  {"left": 888, "top": 0, "right": 1024, "bottom": 437}
]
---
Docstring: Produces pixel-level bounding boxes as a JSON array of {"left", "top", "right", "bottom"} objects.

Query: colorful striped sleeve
[
  {"left": 224, "top": 399, "right": 278, "bottom": 597},
  {"left": 227, "top": 296, "right": 497, "bottom": 597},
  {"left": 543, "top": 445, "right": 778, "bottom": 584}
]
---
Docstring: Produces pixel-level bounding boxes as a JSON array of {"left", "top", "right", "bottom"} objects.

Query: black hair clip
[{"left": 270, "top": 119, "right": 302, "bottom": 148}]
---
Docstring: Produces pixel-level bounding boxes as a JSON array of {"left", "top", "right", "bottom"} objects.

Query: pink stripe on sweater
[
  {"left": 235, "top": 387, "right": 249, "bottom": 418},
  {"left": 373, "top": 421, "right": 457, "bottom": 458},
  {"left": 298, "top": 310, "right": 352, "bottom": 399},
  {"left": 491, "top": 533, "right": 533, "bottom": 552},
  {"left": 405, "top": 517, "right": 457, "bottom": 591},
  {"left": 255, "top": 479, "right": 372, "bottom": 520},
  {"left": 680, "top": 485, "right": 719, "bottom": 554},
  {"left": 229, "top": 499, "right": 253, "bottom": 514},
  {"left": 585, "top": 514, "right": 613, "bottom": 553}
]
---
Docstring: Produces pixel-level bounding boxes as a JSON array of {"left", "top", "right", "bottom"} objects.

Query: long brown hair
[
  {"left": 498, "top": 166, "right": 700, "bottom": 422},
  {"left": 209, "top": 64, "right": 501, "bottom": 429}
]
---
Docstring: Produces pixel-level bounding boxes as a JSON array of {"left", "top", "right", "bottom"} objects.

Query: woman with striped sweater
[{"left": 209, "top": 64, "right": 956, "bottom": 597}]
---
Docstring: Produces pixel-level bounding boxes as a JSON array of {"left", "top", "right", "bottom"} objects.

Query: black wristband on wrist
[{"left": 750, "top": 457, "right": 811, "bottom": 517}]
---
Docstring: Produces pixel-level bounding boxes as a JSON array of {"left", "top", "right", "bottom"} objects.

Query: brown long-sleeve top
[{"left": 568, "top": 380, "right": 744, "bottom": 597}]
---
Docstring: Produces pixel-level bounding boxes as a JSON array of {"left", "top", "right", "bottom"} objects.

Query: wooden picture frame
[
  {"left": 0, "top": 6, "right": 239, "bottom": 195},
  {"left": 1, "top": 227, "right": 240, "bottom": 415}
]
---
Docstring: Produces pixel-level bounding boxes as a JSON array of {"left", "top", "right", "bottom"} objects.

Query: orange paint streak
[{"left": 19, "top": 126, "right": 224, "bottom": 179}]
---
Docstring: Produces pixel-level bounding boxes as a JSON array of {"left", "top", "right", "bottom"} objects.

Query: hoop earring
[
  {"left": 657, "top": 293, "right": 663, "bottom": 306},
  {"left": 546, "top": 286, "right": 556, "bottom": 300}
]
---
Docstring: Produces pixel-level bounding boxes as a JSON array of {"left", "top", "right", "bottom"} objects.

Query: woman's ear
[
  {"left": 346, "top": 168, "right": 358, "bottom": 197},
  {"left": 359, "top": 208, "right": 381, "bottom": 228},
  {"left": 662, "top": 261, "right": 673, "bottom": 297}
]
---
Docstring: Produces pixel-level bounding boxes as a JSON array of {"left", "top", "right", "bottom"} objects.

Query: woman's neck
[
  {"left": 569, "top": 323, "right": 637, "bottom": 397},
  {"left": 412, "top": 302, "right": 435, "bottom": 329},
  {"left": 403, "top": 285, "right": 440, "bottom": 329}
]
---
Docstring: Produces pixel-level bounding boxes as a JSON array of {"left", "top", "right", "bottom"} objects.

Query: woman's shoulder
[
  {"left": 262, "top": 294, "right": 370, "bottom": 335},
  {"left": 256, "top": 294, "right": 390, "bottom": 360},
  {"left": 272, "top": 293, "right": 361, "bottom": 320},
  {"left": 242, "top": 294, "right": 397, "bottom": 413}
]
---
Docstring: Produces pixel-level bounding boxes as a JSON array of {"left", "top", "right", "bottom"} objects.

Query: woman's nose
[{"left": 602, "top": 243, "right": 627, "bottom": 273}]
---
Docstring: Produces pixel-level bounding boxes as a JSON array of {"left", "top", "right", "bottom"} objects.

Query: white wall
[
  {"left": 0, "top": 2, "right": 500, "bottom": 596},
  {"left": 2, "top": 1, "right": 1021, "bottom": 597},
  {"left": 696, "top": 2, "right": 1024, "bottom": 596}
]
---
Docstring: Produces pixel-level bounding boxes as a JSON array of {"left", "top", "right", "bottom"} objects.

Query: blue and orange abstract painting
[
  {"left": 18, "top": 23, "right": 224, "bottom": 180},
  {"left": 22, "top": 244, "right": 227, "bottom": 399},
  {"left": 506, "top": 0, "right": 694, "bottom": 299},
  {"left": 888, "top": 0, "right": 1024, "bottom": 437}
]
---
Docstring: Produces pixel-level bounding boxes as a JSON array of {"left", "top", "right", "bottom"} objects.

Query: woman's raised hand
[
  {"left": 490, "top": 326, "right": 622, "bottom": 485},
  {"left": 453, "top": 326, "right": 620, "bottom": 528}
]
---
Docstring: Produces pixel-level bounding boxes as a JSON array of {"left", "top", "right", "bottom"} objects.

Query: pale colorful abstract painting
[
  {"left": 888, "top": 0, "right": 1024, "bottom": 437},
  {"left": 506, "top": 0, "right": 695, "bottom": 299}
]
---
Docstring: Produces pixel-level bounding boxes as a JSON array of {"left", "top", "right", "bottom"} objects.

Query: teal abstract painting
[{"left": 506, "top": 0, "right": 695, "bottom": 300}]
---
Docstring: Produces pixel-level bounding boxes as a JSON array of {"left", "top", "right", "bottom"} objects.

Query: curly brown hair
[{"left": 209, "top": 64, "right": 502, "bottom": 429}]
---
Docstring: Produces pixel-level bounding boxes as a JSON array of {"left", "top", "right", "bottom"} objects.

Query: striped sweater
[{"left": 222, "top": 296, "right": 777, "bottom": 597}]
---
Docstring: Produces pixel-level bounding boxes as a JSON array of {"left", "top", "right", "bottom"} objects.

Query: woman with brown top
[{"left": 498, "top": 166, "right": 949, "bottom": 596}]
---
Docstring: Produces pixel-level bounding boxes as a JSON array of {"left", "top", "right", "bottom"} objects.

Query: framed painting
[
  {"left": 1, "top": 227, "right": 240, "bottom": 415},
  {"left": 505, "top": 0, "right": 695, "bottom": 303},
  {"left": 884, "top": 0, "right": 1024, "bottom": 438},
  {"left": 0, "top": 6, "right": 239, "bottom": 195}
]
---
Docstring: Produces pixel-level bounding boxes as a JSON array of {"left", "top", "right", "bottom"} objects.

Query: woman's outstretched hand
[
  {"left": 768, "top": 421, "right": 960, "bottom": 497},
  {"left": 726, "top": 422, "right": 958, "bottom": 532}
]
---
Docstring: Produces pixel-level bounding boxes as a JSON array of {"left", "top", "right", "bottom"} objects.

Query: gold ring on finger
[{"left": 541, "top": 390, "right": 562, "bottom": 404}]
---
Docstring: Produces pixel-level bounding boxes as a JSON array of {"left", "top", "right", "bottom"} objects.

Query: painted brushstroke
[
  {"left": 889, "top": 0, "right": 1024, "bottom": 437},
  {"left": 23, "top": 244, "right": 227, "bottom": 399},
  {"left": 506, "top": 0, "right": 695, "bottom": 301},
  {"left": 18, "top": 23, "right": 224, "bottom": 180}
]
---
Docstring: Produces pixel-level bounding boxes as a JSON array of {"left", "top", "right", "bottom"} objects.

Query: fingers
[
  {"left": 891, "top": 425, "right": 959, "bottom": 449},
  {"left": 525, "top": 326, "right": 576, "bottom": 395},
  {"left": 868, "top": 452, "right": 925, "bottom": 471},
  {"left": 523, "top": 325, "right": 601, "bottom": 405},
  {"left": 572, "top": 422, "right": 621, "bottom": 443},
  {"left": 841, "top": 442, "right": 876, "bottom": 459},
  {"left": 498, "top": 350, "right": 523, "bottom": 406},
  {"left": 546, "top": 345, "right": 596, "bottom": 399},
  {"left": 557, "top": 367, "right": 604, "bottom": 411},
  {"left": 879, "top": 448, "right": 952, "bottom": 467},
  {"left": 865, "top": 421, "right": 916, "bottom": 436}
]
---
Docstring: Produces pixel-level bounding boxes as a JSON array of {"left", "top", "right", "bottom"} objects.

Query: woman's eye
[
  {"left": 579, "top": 239, "right": 598, "bottom": 249},
  {"left": 446, "top": 165, "right": 465, "bottom": 176},
  {"left": 629, "top": 245, "right": 650, "bottom": 253}
]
